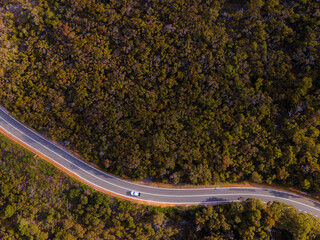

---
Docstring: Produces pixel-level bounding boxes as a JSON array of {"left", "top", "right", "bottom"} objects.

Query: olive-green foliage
[
  {"left": 1, "top": 134, "right": 320, "bottom": 239},
  {"left": 1, "top": 0, "right": 320, "bottom": 192},
  {"left": 0, "top": 135, "right": 182, "bottom": 239}
]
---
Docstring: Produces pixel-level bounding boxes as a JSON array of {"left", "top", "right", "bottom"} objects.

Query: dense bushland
[
  {"left": 1, "top": 135, "right": 320, "bottom": 240},
  {"left": 1, "top": 0, "right": 320, "bottom": 191}
]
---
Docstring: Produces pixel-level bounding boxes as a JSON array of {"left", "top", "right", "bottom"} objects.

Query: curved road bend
[{"left": 1, "top": 107, "right": 320, "bottom": 218}]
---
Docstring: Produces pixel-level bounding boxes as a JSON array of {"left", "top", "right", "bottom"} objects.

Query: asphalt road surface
[{"left": 1, "top": 106, "right": 320, "bottom": 218}]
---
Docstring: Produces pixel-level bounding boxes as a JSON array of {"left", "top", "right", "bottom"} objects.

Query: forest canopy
[
  {"left": 1, "top": 0, "right": 320, "bottom": 191},
  {"left": 1, "top": 134, "right": 320, "bottom": 240}
]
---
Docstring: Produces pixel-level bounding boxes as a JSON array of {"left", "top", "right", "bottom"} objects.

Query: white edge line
[
  {"left": 1, "top": 109, "right": 320, "bottom": 214},
  {"left": 2, "top": 113, "right": 320, "bottom": 204},
  {"left": 0, "top": 108, "right": 263, "bottom": 190},
  {"left": 1, "top": 118, "right": 270, "bottom": 198},
  {"left": 2, "top": 112, "right": 320, "bottom": 202},
  {"left": 0, "top": 109, "right": 314, "bottom": 195}
]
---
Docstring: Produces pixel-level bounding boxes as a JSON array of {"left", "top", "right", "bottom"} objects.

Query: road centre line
[
  {"left": 1, "top": 109, "right": 320, "bottom": 214},
  {"left": 0, "top": 118, "right": 292, "bottom": 199},
  {"left": 2, "top": 108, "right": 320, "bottom": 203},
  {"left": 1, "top": 113, "right": 319, "bottom": 201},
  {"left": 0, "top": 108, "right": 261, "bottom": 190},
  {"left": 0, "top": 109, "right": 316, "bottom": 196},
  {"left": 0, "top": 116, "right": 312, "bottom": 199}
]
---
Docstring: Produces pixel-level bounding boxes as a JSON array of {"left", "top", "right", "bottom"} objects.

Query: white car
[{"left": 130, "top": 191, "right": 141, "bottom": 197}]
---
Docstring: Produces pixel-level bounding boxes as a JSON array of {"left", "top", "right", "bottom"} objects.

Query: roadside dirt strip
[
  {"left": 1, "top": 106, "right": 320, "bottom": 217},
  {"left": 0, "top": 126, "right": 242, "bottom": 207},
  {"left": 0, "top": 127, "right": 172, "bottom": 206}
]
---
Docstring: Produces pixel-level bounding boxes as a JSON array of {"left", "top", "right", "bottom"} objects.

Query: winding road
[{"left": 1, "top": 106, "right": 320, "bottom": 218}]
